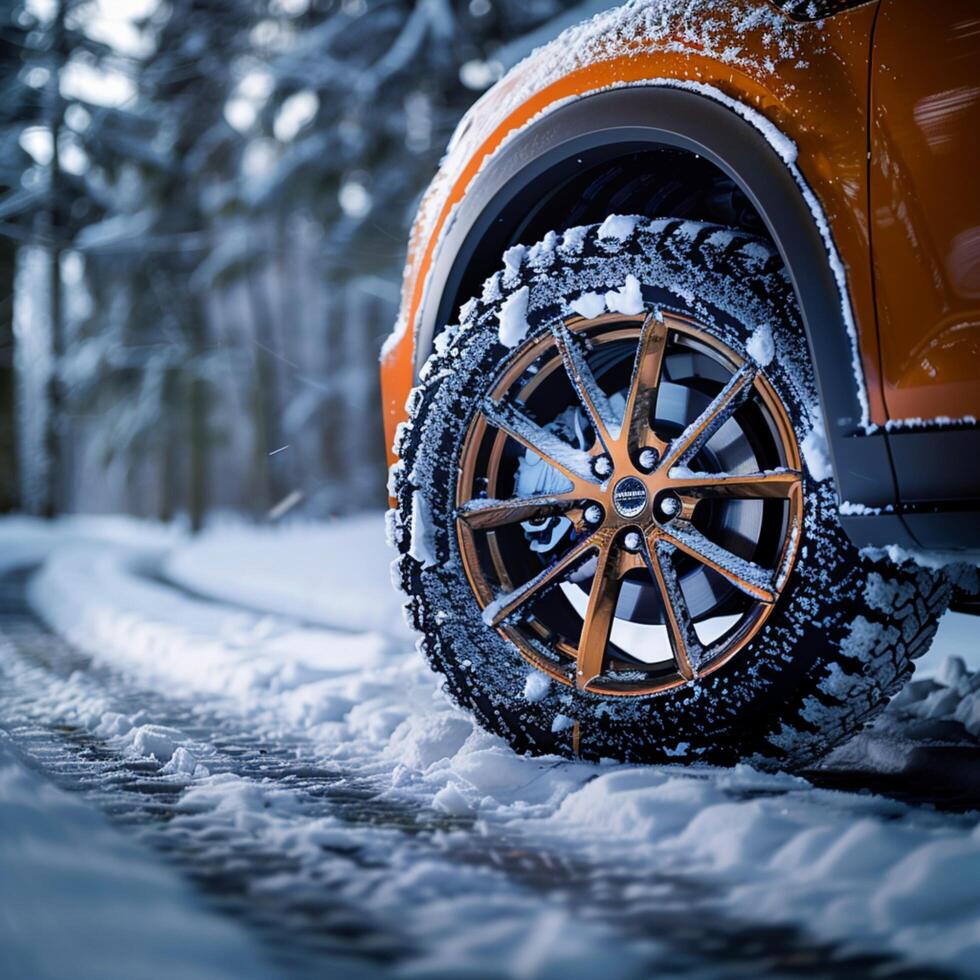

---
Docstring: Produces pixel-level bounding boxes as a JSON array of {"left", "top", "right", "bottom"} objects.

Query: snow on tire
[{"left": 388, "top": 217, "right": 951, "bottom": 769}]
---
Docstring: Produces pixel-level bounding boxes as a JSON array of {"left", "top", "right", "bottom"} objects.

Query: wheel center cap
[{"left": 612, "top": 476, "right": 648, "bottom": 519}]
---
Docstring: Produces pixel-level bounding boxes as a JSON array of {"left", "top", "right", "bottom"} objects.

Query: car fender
[{"left": 381, "top": 2, "right": 919, "bottom": 544}]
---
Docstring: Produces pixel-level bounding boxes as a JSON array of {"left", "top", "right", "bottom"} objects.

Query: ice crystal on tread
[
  {"left": 551, "top": 713, "right": 576, "bottom": 733},
  {"left": 523, "top": 671, "right": 551, "bottom": 703}
]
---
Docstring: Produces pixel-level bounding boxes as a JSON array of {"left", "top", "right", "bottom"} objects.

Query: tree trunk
[
  {"left": 187, "top": 302, "right": 209, "bottom": 532},
  {"left": 41, "top": 0, "right": 66, "bottom": 517},
  {"left": 321, "top": 284, "right": 345, "bottom": 512},
  {"left": 273, "top": 215, "right": 306, "bottom": 495},
  {"left": 245, "top": 237, "right": 285, "bottom": 511},
  {"left": 159, "top": 365, "right": 180, "bottom": 524},
  {"left": 0, "top": 239, "right": 18, "bottom": 512}
]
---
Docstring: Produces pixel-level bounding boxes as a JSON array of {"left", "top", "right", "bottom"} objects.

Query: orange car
[{"left": 383, "top": 0, "right": 979, "bottom": 768}]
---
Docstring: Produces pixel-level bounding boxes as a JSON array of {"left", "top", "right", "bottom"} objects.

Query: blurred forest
[{"left": 0, "top": 0, "right": 591, "bottom": 528}]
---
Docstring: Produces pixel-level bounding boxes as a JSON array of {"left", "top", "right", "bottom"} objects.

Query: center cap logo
[{"left": 612, "top": 476, "right": 648, "bottom": 519}]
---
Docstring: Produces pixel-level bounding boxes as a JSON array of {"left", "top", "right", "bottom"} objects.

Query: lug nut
[
  {"left": 638, "top": 448, "right": 659, "bottom": 472},
  {"left": 623, "top": 531, "right": 643, "bottom": 552},
  {"left": 659, "top": 495, "right": 680, "bottom": 518},
  {"left": 592, "top": 454, "right": 613, "bottom": 479},
  {"left": 592, "top": 454, "right": 613, "bottom": 478},
  {"left": 584, "top": 504, "right": 603, "bottom": 526}
]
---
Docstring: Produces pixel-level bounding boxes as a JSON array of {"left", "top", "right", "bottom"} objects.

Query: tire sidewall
[{"left": 398, "top": 219, "right": 933, "bottom": 767}]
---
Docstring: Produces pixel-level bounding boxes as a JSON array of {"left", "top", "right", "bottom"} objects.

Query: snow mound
[
  {"left": 498, "top": 285, "right": 531, "bottom": 347},
  {"left": 893, "top": 652, "right": 980, "bottom": 736},
  {"left": 604, "top": 274, "right": 644, "bottom": 315},
  {"left": 746, "top": 322, "right": 774, "bottom": 366}
]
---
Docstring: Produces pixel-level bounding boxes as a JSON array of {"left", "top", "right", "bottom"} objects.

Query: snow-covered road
[{"left": 1, "top": 515, "right": 978, "bottom": 978}]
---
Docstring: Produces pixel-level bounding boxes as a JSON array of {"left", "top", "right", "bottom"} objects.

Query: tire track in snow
[{"left": 0, "top": 571, "right": 418, "bottom": 978}]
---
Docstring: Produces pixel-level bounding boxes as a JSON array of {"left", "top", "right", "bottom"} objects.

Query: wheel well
[
  {"left": 450, "top": 146, "right": 771, "bottom": 332},
  {"left": 411, "top": 85, "right": 900, "bottom": 537}
]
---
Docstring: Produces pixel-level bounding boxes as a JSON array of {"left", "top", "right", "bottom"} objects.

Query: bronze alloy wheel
[
  {"left": 391, "top": 217, "right": 949, "bottom": 768},
  {"left": 455, "top": 311, "right": 804, "bottom": 697}
]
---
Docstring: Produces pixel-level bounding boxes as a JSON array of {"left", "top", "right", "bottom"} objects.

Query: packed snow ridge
[
  {"left": 494, "top": 218, "right": 650, "bottom": 347},
  {"left": 498, "top": 285, "right": 531, "bottom": 347},
  {"left": 801, "top": 406, "right": 833, "bottom": 483}
]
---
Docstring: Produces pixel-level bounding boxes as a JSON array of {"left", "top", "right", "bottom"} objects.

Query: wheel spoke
[
  {"left": 661, "top": 362, "right": 757, "bottom": 470},
  {"left": 457, "top": 308, "right": 804, "bottom": 699},
  {"left": 644, "top": 537, "right": 698, "bottom": 680},
  {"left": 483, "top": 533, "right": 598, "bottom": 627},
  {"left": 575, "top": 535, "right": 622, "bottom": 689},
  {"left": 551, "top": 321, "right": 622, "bottom": 448},
  {"left": 482, "top": 399, "right": 596, "bottom": 485},
  {"left": 658, "top": 521, "right": 777, "bottom": 604},
  {"left": 622, "top": 311, "right": 669, "bottom": 457},
  {"left": 457, "top": 492, "right": 581, "bottom": 530},
  {"left": 668, "top": 468, "right": 801, "bottom": 500}
]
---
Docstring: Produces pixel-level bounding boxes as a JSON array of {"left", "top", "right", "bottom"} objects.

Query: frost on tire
[{"left": 389, "top": 216, "right": 950, "bottom": 769}]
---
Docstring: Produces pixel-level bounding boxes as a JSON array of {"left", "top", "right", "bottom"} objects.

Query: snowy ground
[
  {"left": 0, "top": 737, "right": 275, "bottom": 980},
  {"left": 1, "top": 514, "right": 978, "bottom": 978}
]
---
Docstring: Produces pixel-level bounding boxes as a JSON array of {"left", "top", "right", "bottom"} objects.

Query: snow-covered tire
[{"left": 388, "top": 217, "right": 950, "bottom": 769}]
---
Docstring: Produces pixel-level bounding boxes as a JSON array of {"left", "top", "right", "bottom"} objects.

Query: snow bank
[
  {"left": 0, "top": 739, "right": 273, "bottom": 980},
  {"left": 547, "top": 763, "right": 980, "bottom": 975},
  {"left": 0, "top": 514, "right": 178, "bottom": 576},
  {"left": 30, "top": 543, "right": 394, "bottom": 703},
  {"left": 162, "top": 515, "right": 409, "bottom": 637}
]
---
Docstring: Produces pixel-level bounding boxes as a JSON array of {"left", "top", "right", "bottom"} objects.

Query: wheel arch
[{"left": 410, "top": 84, "right": 906, "bottom": 540}]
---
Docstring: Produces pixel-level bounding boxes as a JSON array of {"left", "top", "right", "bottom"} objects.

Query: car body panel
[
  {"left": 382, "top": 0, "right": 980, "bottom": 549},
  {"left": 871, "top": 0, "right": 980, "bottom": 421},
  {"left": 381, "top": 0, "right": 882, "bottom": 465}
]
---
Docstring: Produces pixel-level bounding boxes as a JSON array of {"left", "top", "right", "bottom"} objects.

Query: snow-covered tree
[
  {"left": 3, "top": 0, "right": 589, "bottom": 523},
  {"left": 0, "top": 3, "right": 36, "bottom": 511},
  {"left": 71, "top": 0, "right": 258, "bottom": 528}
]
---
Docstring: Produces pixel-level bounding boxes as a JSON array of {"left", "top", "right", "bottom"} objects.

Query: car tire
[{"left": 388, "top": 216, "right": 950, "bottom": 769}]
